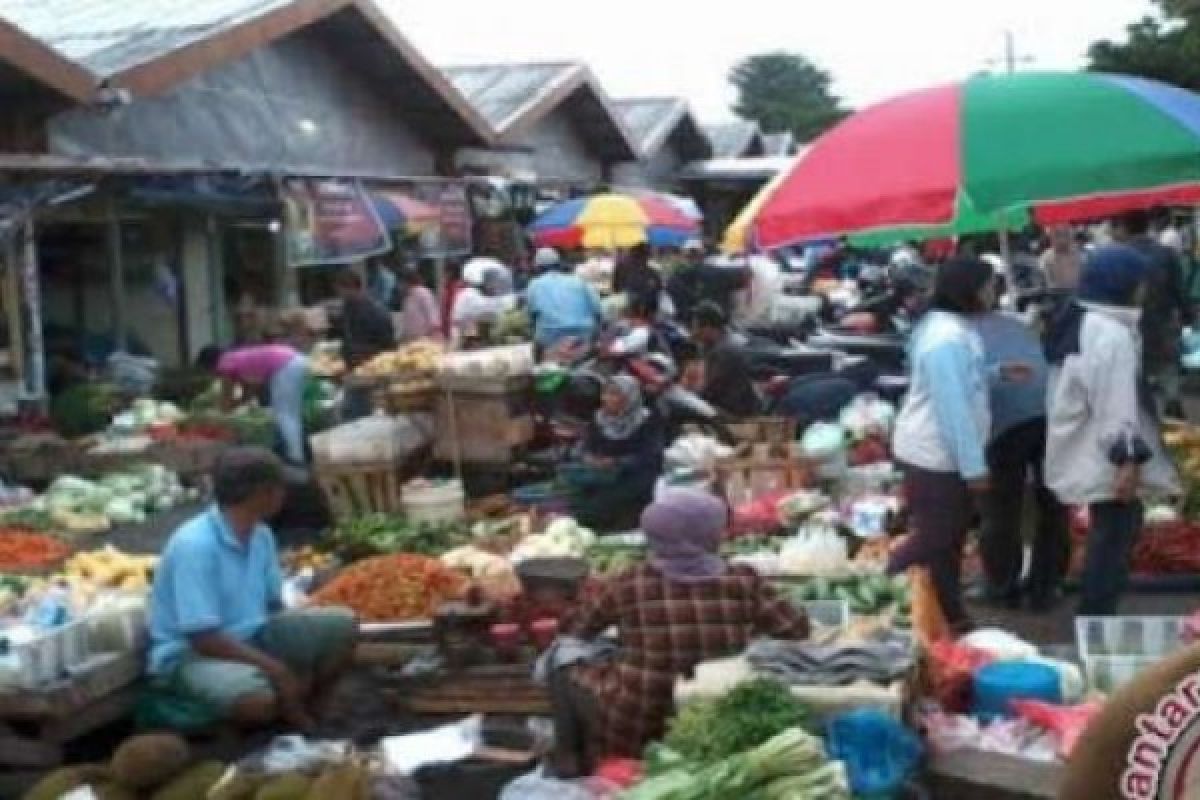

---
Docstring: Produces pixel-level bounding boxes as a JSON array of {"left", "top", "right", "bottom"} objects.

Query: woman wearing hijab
[
  {"left": 1044, "top": 244, "right": 1181, "bottom": 616},
  {"left": 570, "top": 375, "right": 664, "bottom": 530},
  {"left": 890, "top": 257, "right": 1024, "bottom": 630},
  {"left": 550, "top": 489, "right": 808, "bottom": 775}
]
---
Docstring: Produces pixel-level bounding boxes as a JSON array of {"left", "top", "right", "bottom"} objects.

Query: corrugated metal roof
[
  {"left": 0, "top": 0, "right": 293, "bottom": 77},
  {"left": 705, "top": 120, "right": 763, "bottom": 159},
  {"left": 679, "top": 155, "right": 794, "bottom": 182},
  {"left": 613, "top": 97, "right": 683, "bottom": 153},
  {"left": 443, "top": 61, "right": 580, "bottom": 133}
]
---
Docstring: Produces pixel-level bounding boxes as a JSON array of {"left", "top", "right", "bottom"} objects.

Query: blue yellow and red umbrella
[{"left": 530, "top": 192, "right": 700, "bottom": 249}]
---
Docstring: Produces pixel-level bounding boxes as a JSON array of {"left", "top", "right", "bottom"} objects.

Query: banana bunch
[
  {"left": 64, "top": 546, "right": 157, "bottom": 593},
  {"left": 353, "top": 339, "right": 443, "bottom": 377}
]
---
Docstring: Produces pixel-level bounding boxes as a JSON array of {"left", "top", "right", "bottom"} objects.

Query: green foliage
[
  {"left": 50, "top": 382, "right": 121, "bottom": 438},
  {"left": 1088, "top": 1, "right": 1200, "bottom": 90},
  {"left": 663, "top": 678, "right": 812, "bottom": 764},
  {"left": 729, "top": 52, "right": 849, "bottom": 142}
]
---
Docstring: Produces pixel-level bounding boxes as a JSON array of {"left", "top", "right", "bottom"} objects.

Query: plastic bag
[
  {"left": 926, "top": 639, "right": 994, "bottom": 712},
  {"left": 838, "top": 394, "right": 896, "bottom": 440},
  {"left": 960, "top": 629, "right": 1039, "bottom": 662},
  {"left": 919, "top": 710, "right": 982, "bottom": 754},
  {"left": 729, "top": 490, "right": 793, "bottom": 536},
  {"left": 499, "top": 766, "right": 619, "bottom": 800},
  {"left": 1012, "top": 699, "right": 1105, "bottom": 758},
  {"left": 826, "top": 709, "right": 922, "bottom": 795}
]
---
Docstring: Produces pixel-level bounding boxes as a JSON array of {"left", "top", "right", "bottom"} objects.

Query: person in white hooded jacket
[{"left": 1044, "top": 244, "right": 1181, "bottom": 617}]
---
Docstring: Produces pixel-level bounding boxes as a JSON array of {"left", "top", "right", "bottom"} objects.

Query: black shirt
[
  {"left": 341, "top": 295, "right": 396, "bottom": 367},
  {"left": 668, "top": 264, "right": 750, "bottom": 323},
  {"left": 703, "top": 334, "right": 760, "bottom": 418}
]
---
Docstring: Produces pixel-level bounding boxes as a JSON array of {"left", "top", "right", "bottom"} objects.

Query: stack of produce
[
  {"left": 746, "top": 630, "right": 916, "bottom": 686},
  {"left": 311, "top": 553, "right": 467, "bottom": 621},
  {"left": 23, "top": 733, "right": 393, "bottom": 800},
  {"left": 586, "top": 538, "right": 646, "bottom": 575},
  {"left": 107, "top": 398, "right": 186, "bottom": 437},
  {"left": 628, "top": 728, "right": 849, "bottom": 799},
  {"left": 440, "top": 546, "right": 521, "bottom": 598},
  {"left": 1165, "top": 423, "right": 1200, "bottom": 516},
  {"left": 663, "top": 678, "right": 814, "bottom": 764},
  {"left": 353, "top": 339, "right": 443, "bottom": 379},
  {"left": 783, "top": 574, "right": 912, "bottom": 618},
  {"left": 325, "top": 514, "right": 470, "bottom": 560},
  {"left": 63, "top": 546, "right": 157, "bottom": 593},
  {"left": 35, "top": 465, "right": 198, "bottom": 533},
  {"left": 0, "top": 528, "right": 69, "bottom": 573},
  {"left": 508, "top": 516, "right": 595, "bottom": 563}
]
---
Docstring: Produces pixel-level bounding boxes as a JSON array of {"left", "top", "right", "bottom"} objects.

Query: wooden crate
[
  {"left": 715, "top": 455, "right": 812, "bottom": 503},
  {"left": 727, "top": 417, "right": 798, "bottom": 448},
  {"left": 0, "top": 651, "right": 141, "bottom": 769},
  {"left": 315, "top": 461, "right": 406, "bottom": 521},
  {"left": 434, "top": 390, "right": 534, "bottom": 465},
  {"left": 387, "top": 663, "right": 551, "bottom": 715}
]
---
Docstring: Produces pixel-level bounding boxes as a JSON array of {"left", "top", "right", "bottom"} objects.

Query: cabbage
[{"left": 104, "top": 497, "right": 141, "bottom": 523}]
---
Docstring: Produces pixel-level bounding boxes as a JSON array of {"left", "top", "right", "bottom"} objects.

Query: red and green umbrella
[{"left": 751, "top": 71, "right": 1200, "bottom": 249}]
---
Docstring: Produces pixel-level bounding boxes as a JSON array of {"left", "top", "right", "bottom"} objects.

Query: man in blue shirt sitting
[
  {"left": 146, "top": 448, "right": 355, "bottom": 731},
  {"left": 526, "top": 247, "right": 604, "bottom": 351}
]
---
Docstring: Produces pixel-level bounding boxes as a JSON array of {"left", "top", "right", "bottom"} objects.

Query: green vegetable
[
  {"left": 326, "top": 514, "right": 470, "bottom": 559},
  {"left": 625, "top": 728, "right": 830, "bottom": 800},
  {"left": 2, "top": 509, "right": 55, "bottom": 530},
  {"left": 664, "top": 679, "right": 812, "bottom": 764}
]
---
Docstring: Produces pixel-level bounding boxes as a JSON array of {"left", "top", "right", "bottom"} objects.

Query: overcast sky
[{"left": 382, "top": 0, "right": 1156, "bottom": 123}]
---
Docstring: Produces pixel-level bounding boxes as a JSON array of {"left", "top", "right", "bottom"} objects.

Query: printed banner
[{"left": 283, "top": 178, "right": 391, "bottom": 267}]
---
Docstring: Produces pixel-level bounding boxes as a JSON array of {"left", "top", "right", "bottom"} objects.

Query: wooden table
[
  {"left": 386, "top": 663, "right": 551, "bottom": 716},
  {"left": 0, "top": 651, "right": 141, "bottom": 770}
]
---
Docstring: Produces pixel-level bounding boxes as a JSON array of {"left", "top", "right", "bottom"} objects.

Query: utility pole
[{"left": 986, "top": 30, "right": 1034, "bottom": 74}]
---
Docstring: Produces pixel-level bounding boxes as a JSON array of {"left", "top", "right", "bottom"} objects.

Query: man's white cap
[
  {"left": 683, "top": 238, "right": 705, "bottom": 253},
  {"left": 534, "top": 247, "right": 561, "bottom": 268}
]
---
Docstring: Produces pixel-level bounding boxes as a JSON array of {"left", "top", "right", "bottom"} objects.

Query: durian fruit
[
  {"left": 208, "top": 767, "right": 268, "bottom": 800},
  {"left": 23, "top": 764, "right": 111, "bottom": 800},
  {"left": 253, "top": 772, "right": 312, "bottom": 800},
  {"left": 149, "top": 760, "right": 227, "bottom": 800},
  {"left": 90, "top": 781, "right": 139, "bottom": 800},
  {"left": 304, "top": 763, "right": 367, "bottom": 800},
  {"left": 110, "top": 732, "right": 191, "bottom": 790}
]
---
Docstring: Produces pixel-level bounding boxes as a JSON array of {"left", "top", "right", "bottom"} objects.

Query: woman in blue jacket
[{"left": 890, "top": 257, "right": 1026, "bottom": 630}]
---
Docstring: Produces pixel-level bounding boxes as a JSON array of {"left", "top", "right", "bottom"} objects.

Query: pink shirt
[
  {"left": 216, "top": 345, "right": 298, "bottom": 385},
  {"left": 401, "top": 286, "right": 442, "bottom": 342}
]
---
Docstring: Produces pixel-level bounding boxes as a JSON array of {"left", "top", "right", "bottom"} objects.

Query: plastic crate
[
  {"left": 0, "top": 618, "right": 92, "bottom": 689},
  {"left": 87, "top": 598, "right": 148, "bottom": 654},
  {"left": 1075, "top": 616, "right": 1184, "bottom": 693}
]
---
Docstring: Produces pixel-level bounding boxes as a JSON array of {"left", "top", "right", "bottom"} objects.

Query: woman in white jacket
[{"left": 1044, "top": 244, "right": 1181, "bottom": 616}]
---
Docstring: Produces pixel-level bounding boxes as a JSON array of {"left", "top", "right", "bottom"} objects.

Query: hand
[
  {"left": 967, "top": 477, "right": 991, "bottom": 495},
  {"left": 267, "top": 664, "right": 315, "bottom": 732},
  {"left": 1000, "top": 362, "right": 1034, "bottom": 383},
  {"left": 1114, "top": 464, "right": 1140, "bottom": 503}
]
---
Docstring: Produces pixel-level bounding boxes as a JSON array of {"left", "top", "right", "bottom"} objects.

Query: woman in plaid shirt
[{"left": 550, "top": 489, "right": 809, "bottom": 775}]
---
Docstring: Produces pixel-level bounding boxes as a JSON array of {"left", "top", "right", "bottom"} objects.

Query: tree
[
  {"left": 729, "top": 52, "right": 849, "bottom": 143},
  {"left": 1088, "top": 0, "right": 1200, "bottom": 90}
]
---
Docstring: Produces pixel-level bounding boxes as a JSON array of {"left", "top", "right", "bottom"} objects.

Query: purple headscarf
[{"left": 641, "top": 488, "right": 728, "bottom": 582}]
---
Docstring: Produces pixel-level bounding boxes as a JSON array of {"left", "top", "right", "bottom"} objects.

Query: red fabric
[
  {"left": 1034, "top": 183, "right": 1200, "bottom": 225},
  {"left": 756, "top": 84, "right": 963, "bottom": 248}
]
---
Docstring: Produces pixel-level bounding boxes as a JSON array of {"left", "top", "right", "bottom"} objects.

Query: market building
[
  {"left": 0, "top": 0, "right": 494, "bottom": 402},
  {"left": 610, "top": 97, "right": 713, "bottom": 192},
  {"left": 444, "top": 61, "right": 639, "bottom": 191}
]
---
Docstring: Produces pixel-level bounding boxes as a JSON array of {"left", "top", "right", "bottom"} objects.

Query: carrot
[
  {"left": 0, "top": 528, "right": 70, "bottom": 571},
  {"left": 311, "top": 553, "right": 467, "bottom": 621}
]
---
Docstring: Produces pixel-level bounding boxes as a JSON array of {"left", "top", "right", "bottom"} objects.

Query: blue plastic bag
[{"left": 826, "top": 709, "right": 922, "bottom": 796}]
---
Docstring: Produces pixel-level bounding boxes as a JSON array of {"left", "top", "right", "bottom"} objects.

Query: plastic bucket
[{"left": 402, "top": 480, "right": 466, "bottom": 525}]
